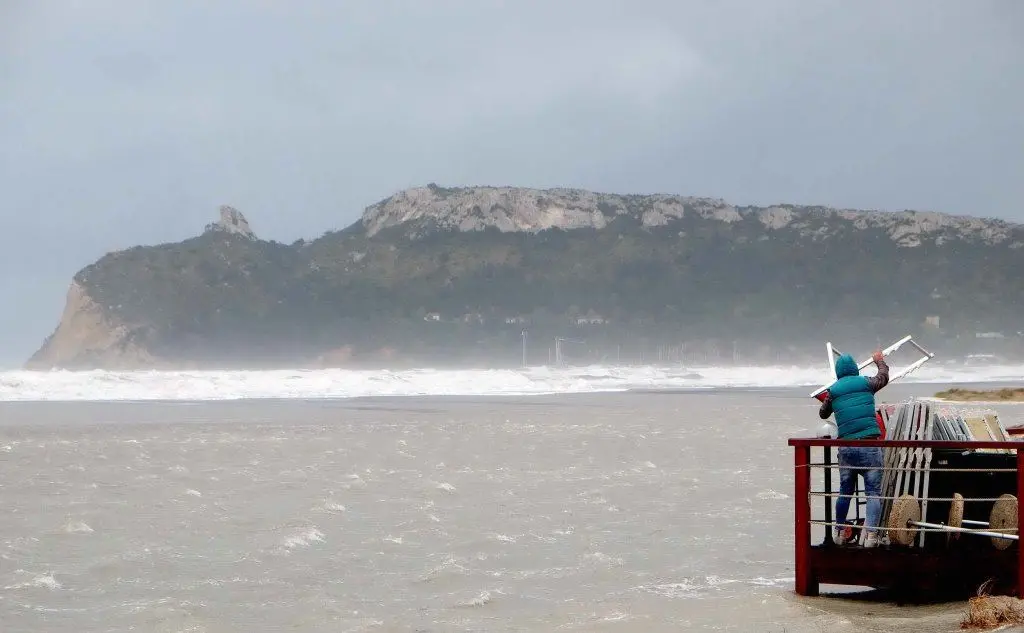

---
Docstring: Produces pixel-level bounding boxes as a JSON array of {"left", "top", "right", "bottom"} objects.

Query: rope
[
  {"left": 808, "top": 492, "right": 1013, "bottom": 502},
  {"left": 798, "top": 464, "right": 1017, "bottom": 473},
  {"left": 808, "top": 519, "right": 1017, "bottom": 534}
]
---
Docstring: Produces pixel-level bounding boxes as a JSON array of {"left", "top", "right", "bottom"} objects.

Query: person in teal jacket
[{"left": 818, "top": 350, "right": 889, "bottom": 547}]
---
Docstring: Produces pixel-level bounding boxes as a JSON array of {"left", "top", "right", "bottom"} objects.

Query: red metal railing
[{"left": 788, "top": 438, "right": 1024, "bottom": 598}]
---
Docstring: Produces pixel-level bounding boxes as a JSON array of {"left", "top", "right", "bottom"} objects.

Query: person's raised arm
[
  {"left": 818, "top": 392, "right": 833, "bottom": 419},
  {"left": 867, "top": 349, "right": 889, "bottom": 393}
]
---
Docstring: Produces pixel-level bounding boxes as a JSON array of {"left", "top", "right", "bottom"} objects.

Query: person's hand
[{"left": 872, "top": 350, "right": 884, "bottom": 363}]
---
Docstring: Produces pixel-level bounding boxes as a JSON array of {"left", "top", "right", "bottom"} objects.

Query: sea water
[{"left": 1, "top": 369, "right": 1023, "bottom": 632}]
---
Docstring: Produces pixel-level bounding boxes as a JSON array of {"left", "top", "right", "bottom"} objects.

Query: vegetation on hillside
[{"left": 47, "top": 195, "right": 1024, "bottom": 367}]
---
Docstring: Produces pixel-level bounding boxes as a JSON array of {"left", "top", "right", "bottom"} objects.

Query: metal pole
[
  {"left": 909, "top": 520, "right": 1018, "bottom": 541},
  {"left": 854, "top": 477, "right": 861, "bottom": 524},
  {"left": 810, "top": 334, "right": 929, "bottom": 399}
]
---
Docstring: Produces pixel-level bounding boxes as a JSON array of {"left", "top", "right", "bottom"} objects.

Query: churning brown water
[{"left": 1, "top": 383, "right": 1021, "bottom": 632}]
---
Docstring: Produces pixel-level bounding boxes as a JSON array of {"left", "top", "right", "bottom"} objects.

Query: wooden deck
[
  {"left": 805, "top": 543, "right": 1018, "bottom": 600},
  {"left": 789, "top": 437, "right": 1024, "bottom": 600}
]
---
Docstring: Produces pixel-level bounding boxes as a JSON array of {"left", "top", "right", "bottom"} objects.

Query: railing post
[
  {"left": 1017, "top": 448, "right": 1023, "bottom": 599},
  {"left": 794, "top": 443, "right": 817, "bottom": 596},
  {"left": 823, "top": 445, "right": 833, "bottom": 545}
]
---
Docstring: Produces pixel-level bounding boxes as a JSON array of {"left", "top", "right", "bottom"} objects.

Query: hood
[{"left": 835, "top": 354, "right": 860, "bottom": 379}]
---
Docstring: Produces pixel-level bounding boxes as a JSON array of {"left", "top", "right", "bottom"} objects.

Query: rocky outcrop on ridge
[{"left": 361, "top": 184, "right": 1020, "bottom": 248}]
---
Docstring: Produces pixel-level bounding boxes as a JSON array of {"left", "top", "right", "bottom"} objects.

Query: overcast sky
[{"left": 1, "top": 0, "right": 1021, "bottom": 366}]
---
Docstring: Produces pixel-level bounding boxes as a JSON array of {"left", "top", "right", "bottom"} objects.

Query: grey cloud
[{"left": 0, "top": 0, "right": 1020, "bottom": 365}]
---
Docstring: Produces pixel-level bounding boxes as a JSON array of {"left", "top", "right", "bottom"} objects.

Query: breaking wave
[{"left": 0, "top": 362, "right": 1020, "bottom": 402}]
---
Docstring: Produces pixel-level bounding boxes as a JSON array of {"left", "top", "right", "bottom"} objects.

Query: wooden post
[
  {"left": 794, "top": 444, "right": 818, "bottom": 596},
  {"left": 1017, "top": 448, "right": 1024, "bottom": 599},
  {"left": 823, "top": 445, "right": 833, "bottom": 545}
]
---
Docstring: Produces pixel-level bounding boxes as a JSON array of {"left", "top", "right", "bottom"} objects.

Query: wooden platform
[
  {"left": 790, "top": 437, "right": 1024, "bottom": 600},
  {"left": 804, "top": 543, "right": 1018, "bottom": 600}
]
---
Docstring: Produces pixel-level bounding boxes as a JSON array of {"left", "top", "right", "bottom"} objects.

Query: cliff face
[
  {"left": 26, "top": 185, "right": 1024, "bottom": 370},
  {"left": 26, "top": 281, "right": 154, "bottom": 370},
  {"left": 27, "top": 207, "right": 265, "bottom": 370}
]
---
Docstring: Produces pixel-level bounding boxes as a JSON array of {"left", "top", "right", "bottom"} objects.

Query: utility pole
[
  {"left": 521, "top": 329, "right": 528, "bottom": 367},
  {"left": 554, "top": 337, "right": 583, "bottom": 367}
]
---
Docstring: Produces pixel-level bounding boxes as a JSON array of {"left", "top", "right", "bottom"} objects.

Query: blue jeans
[{"left": 835, "top": 446, "right": 883, "bottom": 534}]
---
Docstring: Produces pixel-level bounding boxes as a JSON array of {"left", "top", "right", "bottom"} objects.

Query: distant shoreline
[{"left": 932, "top": 387, "right": 1024, "bottom": 403}]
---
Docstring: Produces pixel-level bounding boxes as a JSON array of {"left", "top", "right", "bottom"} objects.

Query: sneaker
[
  {"left": 834, "top": 526, "right": 849, "bottom": 545},
  {"left": 864, "top": 532, "right": 879, "bottom": 549}
]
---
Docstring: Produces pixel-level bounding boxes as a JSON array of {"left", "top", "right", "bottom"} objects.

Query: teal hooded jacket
[{"left": 820, "top": 353, "right": 888, "bottom": 439}]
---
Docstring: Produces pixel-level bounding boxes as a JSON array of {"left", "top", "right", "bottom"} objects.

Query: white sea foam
[
  {"left": 323, "top": 500, "right": 346, "bottom": 513},
  {"left": 62, "top": 520, "right": 94, "bottom": 534},
  {"left": 456, "top": 590, "right": 495, "bottom": 608},
  {"left": 0, "top": 362, "right": 1019, "bottom": 402},
  {"left": 281, "top": 527, "right": 325, "bottom": 551},
  {"left": 634, "top": 575, "right": 794, "bottom": 599},
  {"left": 5, "top": 573, "right": 62, "bottom": 590}
]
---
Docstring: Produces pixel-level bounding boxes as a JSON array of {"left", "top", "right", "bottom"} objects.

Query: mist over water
[{"left": 0, "top": 362, "right": 1021, "bottom": 402}]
